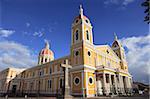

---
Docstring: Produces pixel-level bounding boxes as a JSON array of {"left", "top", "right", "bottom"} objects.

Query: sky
[{"left": 0, "top": 0, "right": 149, "bottom": 84}]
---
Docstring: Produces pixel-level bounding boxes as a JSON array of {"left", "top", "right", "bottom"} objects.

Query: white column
[
  {"left": 119, "top": 75, "right": 124, "bottom": 94},
  {"left": 103, "top": 73, "right": 106, "bottom": 95},
  {"left": 118, "top": 75, "right": 122, "bottom": 93},
  {"left": 114, "top": 75, "right": 118, "bottom": 94},
  {"left": 109, "top": 74, "right": 112, "bottom": 94}
]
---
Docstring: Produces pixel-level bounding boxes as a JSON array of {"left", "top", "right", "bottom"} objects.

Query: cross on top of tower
[
  {"left": 114, "top": 32, "right": 118, "bottom": 41},
  {"left": 45, "top": 40, "right": 50, "bottom": 49},
  {"left": 79, "top": 4, "right": 83, "bottom": 16}
]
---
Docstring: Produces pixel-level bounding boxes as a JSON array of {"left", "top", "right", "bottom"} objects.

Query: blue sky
[{"left": 0, "top": 0, "right": 149, "bottom": 84}]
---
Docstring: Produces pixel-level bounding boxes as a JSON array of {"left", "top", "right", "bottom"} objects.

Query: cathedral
[{"left": 0, "top": 5, "right": 132, "bottom": 97}]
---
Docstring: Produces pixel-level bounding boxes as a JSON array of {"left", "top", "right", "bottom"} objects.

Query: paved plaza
[{"left": 0, "top": 95, "right": 149, "bottom": 99}]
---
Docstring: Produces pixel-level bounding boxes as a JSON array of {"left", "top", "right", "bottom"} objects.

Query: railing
[{"left": 0, "top": 89, "right": 64, "bottom": 97}]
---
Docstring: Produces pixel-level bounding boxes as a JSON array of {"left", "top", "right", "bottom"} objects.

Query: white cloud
[
  {"left": 104, "top": 0, "right": 135, "bottom": 6},
  {"left": 26, "top": 22, "right": 30, "bottom": 27},
  {"left": 0, "top": 28, "right": 15, "bottom": 37},
  {"left": 123, "top": 0, "right": 134, "bottom": 6},
  {"left": 0, "top": 40, "right": 37, "bottom": 70},
  {"left": 121, "top": 34, "right": 150, "bottom": 84},
  {"left": 33, "top": 31, "right": 44, "bottom": 37},
  {"left": 104, "top": 0, "right": 120, "bottom": 5}
]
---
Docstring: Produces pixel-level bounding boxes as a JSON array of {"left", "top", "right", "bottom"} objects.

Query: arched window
[
  {"left": 88, "top": 51, "right": 91, "bottom": 56},
  {"left": 49, "top": 67, "right": 52, "bottom": 74},
  {"left": 86, "top": 30, "right": 89, "bottom": 40},
  {"left": 41, "top": 57, "right": 43, "bottom": 63},
  {"left": 85, "top": 19, "right": 88, "bottom": 23},
  {"left": 45, "top": 58, "right": 47, "bottom": 62},
  {"left": 75, "top": 30, "right": 79, "bottom": 40},
  {"left": 116, "top": 53, "right": 119, "bottom": 56},
  {"left": 75, "top": 51, "right": 79, "bottom": 56},
  {"left": 48, "top": 80, "right": 52, "bottom": 88},
  {"left": 60, "top": 79, "right": 63, "bottom": 88},
  {"left": 76, "top": 20, "right": 78, "bottom": 23}
]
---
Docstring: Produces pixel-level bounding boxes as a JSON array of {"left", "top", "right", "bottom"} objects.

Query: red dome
[{"left": 40, "top": 48, "right": 53, "bottom": 56}]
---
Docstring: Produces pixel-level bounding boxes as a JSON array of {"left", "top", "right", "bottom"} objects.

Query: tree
[{"left": 141, "top": 0, "right": 150, "bottom": 24}]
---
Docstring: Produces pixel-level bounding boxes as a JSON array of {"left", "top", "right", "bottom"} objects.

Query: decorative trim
[{"left": 70, "top": 65, "right": 96, "bottom": 71}]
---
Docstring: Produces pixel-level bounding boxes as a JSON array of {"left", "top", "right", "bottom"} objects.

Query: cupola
[{"left": 38, "top": 41, "right": 54, "bottom": 65}]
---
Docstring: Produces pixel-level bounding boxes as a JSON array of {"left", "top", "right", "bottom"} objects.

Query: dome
[
  {"left": 38, "top": 41, "right": 54, "bottom": 65},
  {"left": 39, "top": 41, "right": 54, "bottom": 56},
  {"left": 40, "top": 48, "right": 54, "bottom": 56},
  {"left": 72, "top": 5, "right": 91, "bottom": 26}
]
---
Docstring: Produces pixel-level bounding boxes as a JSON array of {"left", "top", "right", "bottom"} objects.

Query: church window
[
  {"left": 63, "top": 60, "right": 66, "bottom": 64},
  {"left": 41, "top": 57, "right": 43, "bottom": 63},
  {"left": 49, "top": 67, "right": 52, "bottom": 74},
  {"left": 40, "top": 69, "right": 44, "bottom": 76},
  {"left": 75, "top": 51, "right": 79, "bottom": 56},
  {"left": 107, "top": 50, "right": 109, "bottom": 54},
  {"left": 76, "top": 20, "right": 78, "bottom": 23},
  {"left": 85, "top": 19, "right": 88, "bottom": 23},
  {"left": 86, "top": 30, "right": 89, "bottom": 40},
  {"left": 121, "top": 65, "right": 124, "bottom": 69},
  {"left": 75, "top": 30, "right": 79, "bottom": 40},
  {"left": 74, "top": 76, "right": 80, "bottom": 86},
  {"left": 88, "top": 51, "right": 91, "bottom": 56},
  {"left": 89, "top": 76, "right": 94, "bottom": 85},
  {"left": 116, "top": 53, "right": 119, "bottom": 56},
  {"left": 60, "top": 78, "right": 63, "bottom": 88},
  {"left": 49, "top": 80, "right": 51, "bottom": 88},
  {"left": 39, "top": 71, "right": 42, "bottom": 76},
  {"left": 45, "top": 58, "right": 47, "bottom": 62},
  {"left": 48, "top": 80, "right": 52, "bottom": 88}
]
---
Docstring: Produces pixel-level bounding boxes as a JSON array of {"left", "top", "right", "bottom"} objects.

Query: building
[
  {"left": 0, "top": 68, "right": 24, "bottom": 94},
  {"left": 0, "top": 5, "right": 132, "bottom": 97}
]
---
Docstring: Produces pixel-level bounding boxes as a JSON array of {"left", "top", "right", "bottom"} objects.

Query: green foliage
[{"left": 141, "top": 0, "right": 150, "bottom": 24}]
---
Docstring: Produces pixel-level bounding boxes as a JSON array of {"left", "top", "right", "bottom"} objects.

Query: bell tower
[
  {"left": 70, "top": 5, "right": 97, "bottom": 97},
  {"left": 71, "top": 5, "right": 93, "bottom": 45},
  {"left": 71, "top": 5, "right": 95, "bottom": 67},
  {"left": 112, "top": 33, "right": 128, "bottom": 71}
]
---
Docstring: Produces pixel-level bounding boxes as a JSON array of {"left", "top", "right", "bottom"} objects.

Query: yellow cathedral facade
[{"left": 0, "top": 5, "right": 132, "bottom": 97}]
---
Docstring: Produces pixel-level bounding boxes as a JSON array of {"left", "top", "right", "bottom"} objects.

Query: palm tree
[{"left": 141, "top": 0, "right": 150, "bottom": 24}]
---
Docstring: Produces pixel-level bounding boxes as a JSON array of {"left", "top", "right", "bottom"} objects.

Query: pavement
[{"left": 0, "top": 96, "right": 149, "bottom": 99}]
